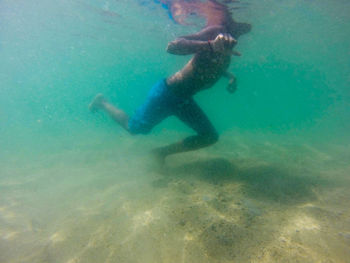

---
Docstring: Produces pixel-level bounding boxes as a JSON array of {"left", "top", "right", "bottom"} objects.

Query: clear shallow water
[{"left": 1, "top": 0, "right": 350, "bottom": 262}]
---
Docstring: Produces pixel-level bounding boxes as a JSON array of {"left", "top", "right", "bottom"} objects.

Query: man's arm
[
  {"left": 166, "top": 38, "right": 213, "bottom": 55},
  {"left": 179, "top": 26, "right": 227, "bottom": 41},
  {"left": 167, "top": 33, "right": 236, "bottom": 55}
]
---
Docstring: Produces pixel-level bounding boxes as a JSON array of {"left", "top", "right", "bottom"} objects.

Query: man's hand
[
  {"left": 227, "top": 77, "right": 237, "bottom": 94},
  {"left": 223, "top": 71, "right": 237, "bottom": 94},
  {"left": 209, "top": 33, "right": 236, "bottom": 53},
  {"left": 231, "top": 50, "right": 241, "bottom": 56}
]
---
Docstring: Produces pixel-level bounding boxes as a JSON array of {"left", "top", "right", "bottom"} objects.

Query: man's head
[{"left": 228, "top": 21, "right": 252, "bottom": 39}]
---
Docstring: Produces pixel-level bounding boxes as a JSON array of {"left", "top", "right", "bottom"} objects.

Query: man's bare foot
[{"left": 89, "top": 94, "right": 105, "bottom": 112}]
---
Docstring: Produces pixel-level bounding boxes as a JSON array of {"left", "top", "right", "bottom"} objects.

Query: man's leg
[
  {"left": 89, "top": 94, "right": 130, "bottom": 132},
  {"left": 89, "top": 80, "right": 171, "bottom": 135},
  {"left": 152, "top": 98, "right": 218, "bottom": 160}
]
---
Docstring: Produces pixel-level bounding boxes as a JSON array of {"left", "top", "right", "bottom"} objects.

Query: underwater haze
[{"left": 1, "top": 0, "right": 350, "bottom": 262}]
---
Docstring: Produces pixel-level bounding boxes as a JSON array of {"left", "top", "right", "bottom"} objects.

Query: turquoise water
[{"left": 1, "top": 0, "right": 350, "bottom": 262}]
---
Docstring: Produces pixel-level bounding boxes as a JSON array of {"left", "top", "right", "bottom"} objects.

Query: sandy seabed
[{"left": 1, "top": 130, "right": 349, "bottom": 263}]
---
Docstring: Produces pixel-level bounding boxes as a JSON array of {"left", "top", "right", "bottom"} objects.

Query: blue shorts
[{"left": 128, "top": 79, "right": 218, "bottom": 137}]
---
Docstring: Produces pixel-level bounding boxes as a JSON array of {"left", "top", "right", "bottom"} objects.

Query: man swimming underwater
[{"left": 89, "top": 26, "right": 242, "bottom": 163}]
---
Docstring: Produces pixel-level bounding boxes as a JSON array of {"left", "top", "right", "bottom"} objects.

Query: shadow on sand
[{"left": 160, "top": 157, "right": 329, "bottom": 204}]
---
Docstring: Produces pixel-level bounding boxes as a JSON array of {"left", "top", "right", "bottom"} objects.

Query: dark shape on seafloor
[
  {"left": 157, "top": 0, "right": 252, "bottom": 39},
  {"left": 162, "top": 157, "right": 331, "bottom": 204}
]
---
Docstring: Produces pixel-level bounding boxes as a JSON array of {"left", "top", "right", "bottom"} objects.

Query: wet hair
[{"left": 160, "top": 0, "right": 251, "bottom": 39}]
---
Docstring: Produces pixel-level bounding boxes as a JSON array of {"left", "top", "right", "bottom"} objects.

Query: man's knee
[
  {"left": 211, "top": 132, "right": 219, "bottom": 144},
  {"left": 201, "top": 131, "right": 219, "bottom": 146}
]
